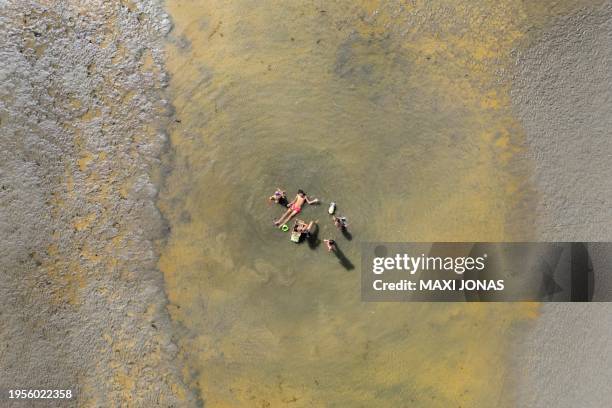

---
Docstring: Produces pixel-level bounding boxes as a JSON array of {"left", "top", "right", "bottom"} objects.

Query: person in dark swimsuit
[
  {"left": 333, "top": 215, "right": 348, "bottom": 231},
  {"left": 290, "top": 219, "right": 316, "bottom": 243},
  {"left": 269, "top": 188, "right": 288, "bottom": 206},
  {"left": 324, "top": 239, "right": 337, "bottom": 252}
]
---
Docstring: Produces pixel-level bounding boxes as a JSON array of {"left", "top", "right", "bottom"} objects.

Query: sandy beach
[{"left": 510, "top": 2, "right": 612, "bottom": 406}]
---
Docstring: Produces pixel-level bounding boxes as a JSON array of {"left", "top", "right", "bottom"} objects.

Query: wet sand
[
  {"left": 159, "top": 1, "right": 545, "bottom": 406},
  {"left": 511, "top": 2, "right": 612, "bottom": 406}
]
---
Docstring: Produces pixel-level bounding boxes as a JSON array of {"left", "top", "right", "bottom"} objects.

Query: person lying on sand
[
  {"left": 333, "top": 215, "right": 348, "bottom": 231},
  {"left": 268, "top": 187, "right": 288, "bottom": 207},
  {"left": 324, "top": 239, "right": 337, "bottom": 252},
  {"left": 275, "top": 189, "right": 318, "bottom": 226},
  {"left": 290, "top": 219, "right": 316, "bottom": 243}
]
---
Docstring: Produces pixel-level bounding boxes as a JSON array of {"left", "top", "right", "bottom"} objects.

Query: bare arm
[{"left": 306, "top": 196, "right": 319, "bottom": 205}]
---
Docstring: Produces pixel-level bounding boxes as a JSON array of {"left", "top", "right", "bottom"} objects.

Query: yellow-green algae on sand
[{"left": 155, "top": 1, "right": 555, "bottom": 406}]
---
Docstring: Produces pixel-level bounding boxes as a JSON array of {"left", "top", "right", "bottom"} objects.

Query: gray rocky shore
[{"left": 0, "top": 1, "right": 193, "bottom": 406}]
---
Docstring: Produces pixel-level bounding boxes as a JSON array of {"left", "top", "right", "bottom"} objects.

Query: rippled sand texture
[
  {"left": 158, "top": 1, "right": 560, "bottom": 407},
  {"left": 0, "top": 1, "right": 194, "bottom": 406},
  {"left": 511, "top": 2, "right": 612, "bottom": 407}
]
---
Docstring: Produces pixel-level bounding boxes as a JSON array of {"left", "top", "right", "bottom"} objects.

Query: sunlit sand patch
[{"left": 154, "top": 0, "right": 579, "bottom": 405}]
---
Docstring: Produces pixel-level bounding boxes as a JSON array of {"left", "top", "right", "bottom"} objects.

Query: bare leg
[
  {"left": 281, "top": 210, "right": 298, "bottom": 226},
  {"left": 275, "top": 209, "right": 296, "bottom": 226},
  {"left": 285, "top": 210, "right": 297, "bottom": 222},
  {"left": 274, "top": 208, "right": 291, "bottom": 225}
]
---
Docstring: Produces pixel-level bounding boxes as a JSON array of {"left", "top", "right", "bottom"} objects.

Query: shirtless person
[
  {"left": 333, "top": 215, "right": 348, "bottom": 231},
  {"left": 290, "top": 219, "right": 316, "bottom": 243},
  {"left": 275, "top": 189, "right": 318, "bottom": 226},
  {"left": 324, "top": 239, "right": 337, "bottom": 252}
]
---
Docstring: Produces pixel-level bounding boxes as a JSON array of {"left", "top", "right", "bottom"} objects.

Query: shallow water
[{"left": 158, "top": 1, "right": 586, "bottom": 406}]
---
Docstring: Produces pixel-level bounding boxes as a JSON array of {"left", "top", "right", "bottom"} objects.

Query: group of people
[{"left": 269, "top": 188, "right": 350, "bottom": 252}]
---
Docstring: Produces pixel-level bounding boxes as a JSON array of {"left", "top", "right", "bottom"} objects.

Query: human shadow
[
  {"left": 341, "top": 228, "right": 353, "bottom": 241},
  {"left": 333, "top": 245, "right": 354, "bottom": 270},
  {"left": 307, "top": 224, "right": 321, "bottom": 249}
]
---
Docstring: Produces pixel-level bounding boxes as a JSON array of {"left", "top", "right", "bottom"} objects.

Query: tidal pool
[{"left": 157, "top": 1, "right": 585, "bottom": 406}]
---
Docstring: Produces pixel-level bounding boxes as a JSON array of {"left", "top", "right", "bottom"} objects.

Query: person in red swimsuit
[{"left": 274, "top": 189, "right": 318, "bottom": 227}]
